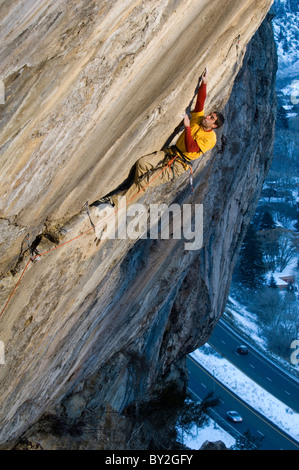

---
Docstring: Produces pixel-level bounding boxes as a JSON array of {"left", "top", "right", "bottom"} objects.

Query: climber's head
[{"left": 202, "top": 111, "right": 225, "bottom": 130}]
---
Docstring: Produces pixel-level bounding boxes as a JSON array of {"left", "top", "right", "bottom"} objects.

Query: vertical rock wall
[{"left": 0, "top": 1, "right": 276, "bottom": 449}]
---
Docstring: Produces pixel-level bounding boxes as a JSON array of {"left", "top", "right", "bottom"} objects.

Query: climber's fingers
[{"left": 202, "top": 67, "right": 208, "bottom": 83}]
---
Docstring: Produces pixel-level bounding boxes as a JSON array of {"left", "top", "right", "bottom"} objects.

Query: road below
[
  {"left": 208, "top": 320, "right": 299, "bottom": 412},
  {"left": 187, "top": 355, "right": 299, "bottom": 450}
]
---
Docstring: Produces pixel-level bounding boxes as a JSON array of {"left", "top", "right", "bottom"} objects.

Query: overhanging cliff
[{"left": 0, "top": 0, "right": 276, "bottom": 449}]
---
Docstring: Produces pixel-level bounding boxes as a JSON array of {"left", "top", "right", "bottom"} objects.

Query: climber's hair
[{"left": 214, "top": 112, "right": 225, "bottom": 129}]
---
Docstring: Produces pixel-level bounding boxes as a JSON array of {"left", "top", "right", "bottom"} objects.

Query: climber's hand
[
  {"left": 202, "top": 67, "right": 208, "bottom": 84},
  {"left": 183, "top": 113, "right": 190, "bottom": 127}
]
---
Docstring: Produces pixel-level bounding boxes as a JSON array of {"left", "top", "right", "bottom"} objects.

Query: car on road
[
  {"left": 237, "top": 345, "right": 249, "bottom": 355},
  {"left": 227, "top": 411, "right": 243, "bottom": 423}
]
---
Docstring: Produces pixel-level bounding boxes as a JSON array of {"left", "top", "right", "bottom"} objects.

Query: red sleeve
[
  {"left": 194, "top": 82, "right": 206, "bottom": 113},
  {"left": 185, "top": 126, "right": 200, "bottom": 152}
]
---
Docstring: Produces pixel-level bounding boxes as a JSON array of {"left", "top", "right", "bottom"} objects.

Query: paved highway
[
  {"left": 209, "top": 320, "right": 299, "bottom": 412},
  {"left": 187, "top": 355, "right": 299, "bottom": 450}
]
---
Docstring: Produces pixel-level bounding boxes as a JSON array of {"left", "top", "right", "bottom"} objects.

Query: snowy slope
[{"left": 272, "top": 0, "right": 299, "bottom": 77}]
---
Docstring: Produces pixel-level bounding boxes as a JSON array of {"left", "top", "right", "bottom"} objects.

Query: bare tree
[{"left": 276, "top": 233, "right": 297, "bottom": 271}]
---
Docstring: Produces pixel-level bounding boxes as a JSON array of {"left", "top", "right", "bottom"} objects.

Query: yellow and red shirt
[{"left": 175, "top": 83, "right": 216, "bottom": 163}]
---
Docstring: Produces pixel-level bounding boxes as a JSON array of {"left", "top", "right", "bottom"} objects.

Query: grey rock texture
[
  {"left": 200, "top": 440, "right": 228, "bottom": 450},
  {"left": 0, "top": 1, "right": 276, "bottom": 449}
]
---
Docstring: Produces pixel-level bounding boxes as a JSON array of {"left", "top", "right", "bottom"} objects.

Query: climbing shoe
[{"left": 93, "top": 196, "right": 115, "bottom": 207}]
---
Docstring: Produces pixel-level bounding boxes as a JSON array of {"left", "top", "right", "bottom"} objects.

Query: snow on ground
[
  {"left": 226, "top": 296, "right": 266, "bottom": 348},
  {"left": 227, "top": 289, "right": 299, "bottom": 374},
  {"left": 265, "top": 256, "right": 298, "bottom": 286},
  {"left": 281, "top": 81, "right": 299, "bottom": 100},
  {"left": 190, "top": 344, "right": 299, "bottom": 443},
  {"left": 182, "top": 418, "right": 236, "bottom": 450},
  {"left": 183, "top": 294, "right": 299, "bottom": 450},
  {"left": 184, "top": 3, "right": 299, "bottom": 449},
  {"left": 186, "top": 0, "right": 298, "bottom": 451},
  {"left": 273, "top": 7, "right": 299, "bottom": 72}
]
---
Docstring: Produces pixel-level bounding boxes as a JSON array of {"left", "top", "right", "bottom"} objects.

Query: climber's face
[{"left": 202, "top": 113, "right": 218, "bottom": 129}]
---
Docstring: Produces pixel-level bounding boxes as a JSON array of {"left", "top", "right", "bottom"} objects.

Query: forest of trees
[
  {"left": 231, "top": 69, "right": 299, "bottom": 363},
  {"left": 232, "top": 213, "right": 298, "bottom": 360}
]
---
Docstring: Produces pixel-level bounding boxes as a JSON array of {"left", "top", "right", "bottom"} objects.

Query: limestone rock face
[{"left": 0, "top": 1, "right": 276, "bottom": 449}]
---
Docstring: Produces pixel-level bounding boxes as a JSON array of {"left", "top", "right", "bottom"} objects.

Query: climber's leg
[
  {"left": 94, "top": 153, "right": 164, "bottom": 208},
  {"left": 110, "top": 151, "right": 185, "bottom": 208}
]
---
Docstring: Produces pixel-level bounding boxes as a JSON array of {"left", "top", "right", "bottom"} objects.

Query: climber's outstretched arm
[
  {"left": 193, "top": 67, "right": 208, "bottom": 113},
  {"left": 182, "top": 68, "right": 209, "bottom": 153}
]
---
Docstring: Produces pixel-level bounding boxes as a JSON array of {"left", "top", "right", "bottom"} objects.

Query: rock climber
[{"left": 96, "top": 68, "right": 224, "bottom": 209}]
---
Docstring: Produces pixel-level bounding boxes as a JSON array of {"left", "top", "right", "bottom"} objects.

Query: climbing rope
[
  {"left": 0, "top": 154, "right": 180, "bottom": 320},
  {"left": 1, "top": 68, "right": 210, "bottom": 319}
]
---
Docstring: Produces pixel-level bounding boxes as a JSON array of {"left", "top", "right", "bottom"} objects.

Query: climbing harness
[
  {"left": 0, "top": 152, "right": 186, "bottom": 319},
  {"left": 1, "top": 70, "right": 209, "bottom": 320},
  {"left": 163, "top": 146, "right": 194, "bottom": 194},
  {"left": 172, "top": 146, "right": 195, "bottom": 195},
  {"left": 137, "top": 151, "right": 178, "bottom": 186},
  {"left": 160, "top": 67, "right": 207, "bottom": 193}
]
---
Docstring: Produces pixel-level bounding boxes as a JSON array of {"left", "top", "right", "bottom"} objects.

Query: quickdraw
[
  {"left": 22, "top": 233, "right": 40, "bottom": 263},
  {"left": 83, "top": 201, "right": 96, "bottom": 233},
  {"left": 188, "top": 166, "right": 194, "bottom": 194},
  {"left": 0, "top": 71, "right": 207, "bottom": 320},
  {"left": 164, "top": 146, "right": 194, "bottom": 195}
]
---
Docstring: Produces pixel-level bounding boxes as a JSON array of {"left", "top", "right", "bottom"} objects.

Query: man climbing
[{"left": 97, "top": 68, "right": 224, "bottom": 209}]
